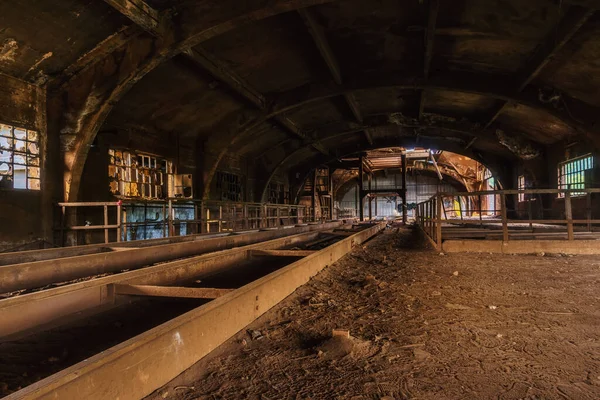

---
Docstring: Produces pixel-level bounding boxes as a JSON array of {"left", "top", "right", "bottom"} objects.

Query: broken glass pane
[
  {"left": 0, "top": 137, "right": 13, "bottom": 149},
  {"left": 27, "top": 178, "right": 40, "bottom": 190},
  {"left": 26, "top": 155, "right": 39, "bottom": 166},
  {"left": 27, "top": 130, "right": 38, "bottom": 141},
  {"left": 13, "top": 153, "right": 26, "bottom": 164},
  {"left": 28, "top": 142, "right": 39, "bottom": 155},
  {"left": 0, "top": 163, "right": 11, "bottom": 175},
  {"left": 28, "top": 166, "right": 40, "bottom": 178},
  {"left": 15, "top": 140, "right": 26, "bottom": 152},
  {"left": 0, "top": 125, "right": 11, "bottom": 137},
  {"left": 14, "top": 129, "right": 26, "bottom": 140},
  {"left": 0, "top": 150, "right": 11, "bottom": 163}
]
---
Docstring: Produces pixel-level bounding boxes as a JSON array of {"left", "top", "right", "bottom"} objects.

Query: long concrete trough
[
  {"left": 0, "top": 221, "right": 345, "bottom": 294},
  {"left": 0, "top": 225, "right": 347, "bottom": 340},
  {"left": 4, "top": 222, "right": 384, "bottom": 400}
]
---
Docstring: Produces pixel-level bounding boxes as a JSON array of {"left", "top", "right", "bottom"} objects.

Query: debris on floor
[{"left": 147, "top": 226, "right": 600, "bottom": 400}]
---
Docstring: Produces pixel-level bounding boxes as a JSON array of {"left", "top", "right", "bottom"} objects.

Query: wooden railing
[
  {"left": 415, "top": 188, "right": 600, "bottom": 250},
  {"left": 57, "top": 199, "right": 329, "bottom": 245}
]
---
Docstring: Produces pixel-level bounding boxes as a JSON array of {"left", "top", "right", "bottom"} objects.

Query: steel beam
[
  {"left": 102, "top": 0, "right": 161, "bottom": 35},
  {"left": 299, "top": 8, "right": 370, "bottom": 142},
  {"left": 482, "top": 6, "right": 594, "bottom": 127}
]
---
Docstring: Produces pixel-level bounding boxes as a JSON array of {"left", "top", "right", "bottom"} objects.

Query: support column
[
  {"left": 311, "top": 169, "right": 316, "bottom": 222},
  {"left": 401, "top": 152, "right": 407, "bottom": 224},
  {"left": 359, "top": 156, "right": 364, "bottom": 221},
  {"left": 368, "top": 169, "right": 372, "bottom": 220}
]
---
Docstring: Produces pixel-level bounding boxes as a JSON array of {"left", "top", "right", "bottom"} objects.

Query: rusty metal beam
[
  {"left": 518, "top": 6, "right": 594, "bottom": 91},
  {"left": 102, "top": 0, "right": 161, "bottom": 36},
  {"left": 298, "top": 8, "right": 369, "bottom": 141},
  {"left": 5, "top": 223, "right": 383, "bottom": 400},
  {"left": 114, "top": 284, "right": 234, "bottom": 299},
  {"left": 482, "top": 6, "right": 594, "bottom": 127},
  {"left": 183, "top": 47, "right": 327, "bottom": 155},
  {"left": 419, "top": 0, "right": 439, "bottom": 121}
]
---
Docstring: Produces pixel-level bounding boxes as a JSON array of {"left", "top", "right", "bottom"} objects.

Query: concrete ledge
[
  {"left": 5, "top": 223, "right": 384, "bottom": 400},
  {"left": 443, "top": 239, "right": 600, "bottom": 255}
]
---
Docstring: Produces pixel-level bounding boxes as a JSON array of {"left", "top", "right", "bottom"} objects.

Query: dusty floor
[{"left": 148, "top": 227, "right": 600, "bottom": 400}]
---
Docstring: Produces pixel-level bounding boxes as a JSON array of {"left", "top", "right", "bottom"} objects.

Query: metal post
[
  {"left": 401, "top": 152, "right": 407, "bottom": 224},
  {"left": 122, "top": 208, "right": 127, "bottom": 241},
  {"left": 116, "top": 203, "right": 122, "bottom": 242},
  {"left": 60, "top": 205, "right": 66, "bottom": 247},
  {"left": 527, "top": 197, "right": 533, "bottom": 230},
  {"left": 501, "top": 193, "right": 508, "bottom": 242},
  {"left": 206, "top": 208, "right": 210, "bottom": 233},
  {"left": 478, "top": 194, "right": 483, "bottom": 226},
  {"left": 586, "top": 193, "right": 592, "bottom": 232},
  {"left": 168, "top": 200, "right": 173, "bottom": 237},
  {"left": 162, "top": 203, "right": 167, "bottom": 237},
  {"left": 436, "top": 195, "right": 443, "bottom": 251},
  {"left": 103, "top": 205, "right": 109, "bottom": 244},
  {"left": 565, "top": 190, "right": 574, "bottom": 240},
  {"left": 218, "top": 206, "right": 223, "bottom": 232}
]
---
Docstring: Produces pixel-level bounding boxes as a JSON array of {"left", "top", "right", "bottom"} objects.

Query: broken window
[
  {"left": 558, "top": 154, "right": 593, "bottom": 197},
  {"left": 172, "top": 174, "right": 193, "bottom": 198},
  {"left": 0, "top": 123, "right": 40, "bottom": 190},
  {"left": 108, "top": 149, "right": 171, "bottom": 199},
  {"left": 216, "top": 171, "right": 244, "bottom": 202}
]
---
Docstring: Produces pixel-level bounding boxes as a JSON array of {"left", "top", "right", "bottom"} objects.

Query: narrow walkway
[{"left": 149, "top": 227, "right": 600, "bottom": 400}]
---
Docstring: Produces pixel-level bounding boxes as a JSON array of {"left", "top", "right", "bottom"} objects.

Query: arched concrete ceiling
[{"left": 3, "top": 0, "right": 600, "bottom": 199}]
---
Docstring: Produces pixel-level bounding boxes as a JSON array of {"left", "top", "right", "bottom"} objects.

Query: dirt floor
[{"left": 147, "top": 226, "right": 600, "bottom": 400}]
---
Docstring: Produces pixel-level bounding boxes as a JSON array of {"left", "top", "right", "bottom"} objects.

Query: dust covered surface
[{"left": 148, "top": 227, "right": 600, "bottom": 400}]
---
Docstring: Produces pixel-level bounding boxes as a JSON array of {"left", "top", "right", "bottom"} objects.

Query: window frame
[
  {"left": 108, "top": 148, "right": 172, "bottom": 200},
  {"left": 0, "top": 122, "right": 41, "bottom": 191},
  {"left": 557, "top": 153, "right": 594, "bottom": 198}
]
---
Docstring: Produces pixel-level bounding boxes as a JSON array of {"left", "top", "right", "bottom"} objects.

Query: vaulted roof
[{"left": 2, "top": 0, "right": 600, "bottom": 199}]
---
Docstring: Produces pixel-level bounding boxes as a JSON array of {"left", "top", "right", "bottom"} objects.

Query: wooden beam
[
  {"left": 249, "top": 249, "right": 316, "bottom": 257},
  {"left": 103, "top": 0, "right": 161, "bottom": 35},
  {"left": 114, "top": 284, "right": 234, "bottom": 299}
]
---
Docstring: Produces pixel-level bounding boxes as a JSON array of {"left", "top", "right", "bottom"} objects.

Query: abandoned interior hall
[{"left": 2, "top": 0, "right": 600, "bottom": 398}]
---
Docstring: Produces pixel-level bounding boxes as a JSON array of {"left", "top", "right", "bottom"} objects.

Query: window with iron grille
[
  {"left": 216, "top": 171, "right": 244, "bottom": 202},
  {"left": 108, "top": 149, "right": 171, "bottom": 199},
  {"left": 0, "top": 123, "right": 40, "bottom": 190},
  {"left": 557, "top": 154, "right": 593, "bottom": 197}
]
